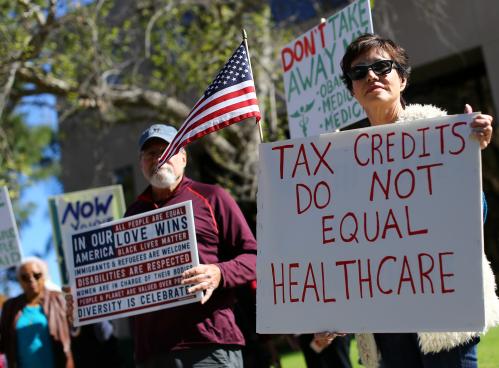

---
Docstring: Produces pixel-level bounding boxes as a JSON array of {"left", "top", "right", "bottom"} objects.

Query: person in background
[
  {"left": 338, "top": 33, "right": 498, "bottom": 368},
  {"left": 66, "top": 123, "right": 257, "bottom": 368},
  {"left": 234, "top": 280, "right": 283, "bottom": 368},
  {"left": 35, "top": 269, "right": 122, "bottom": 367},
  {"left": 298, "top": 333, "right": 352, "bottom": 368},
  {"left": 0, "top": 257, "right": 74, "bottom": 368},
  {"left": 71, "top": 320, "right": 125, "bottom": 368}
]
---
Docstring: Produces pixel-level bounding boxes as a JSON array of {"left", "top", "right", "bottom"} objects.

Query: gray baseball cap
[{"left": 139, "top": 124, "right": 177, "bottom": 149}]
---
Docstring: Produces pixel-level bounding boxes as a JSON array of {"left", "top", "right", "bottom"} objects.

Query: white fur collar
[{"left": 396, "top": 103, "right": 447, "bottom": 122}]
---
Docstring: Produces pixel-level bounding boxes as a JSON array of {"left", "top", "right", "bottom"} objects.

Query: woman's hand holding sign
[
  {"left": 182, "top": 264, "right": 222, "bottom": 304},
  {"left": 466, "top": 104, "right": 494, "bottom": 149}
]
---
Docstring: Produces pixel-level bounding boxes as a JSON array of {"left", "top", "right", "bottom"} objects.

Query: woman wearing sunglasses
[
  {"left": 0, "top": 257, "right": 74, "bottom": 368},
  {"left": 339, "top": 33, "right": 497, "bottom": 368}
]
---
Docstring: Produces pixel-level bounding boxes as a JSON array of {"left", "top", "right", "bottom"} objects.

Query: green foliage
[
  {"left": 479, "top": 326, "right": 499, "bottom": 368},
  {"left": 1, "top": 0, "right": 286, "bottom": 120},
  {"left": 143, "top": 2, "right": 269, "bottom": 95},
  {"left": 0, "top": 2, "right": 27, "bottom": 61},
  {"left": 0, "top": 113, "right": 58, "bottom": 223},
  {"left": 0, "top": 0, "right": 289, "bottom": 208}
]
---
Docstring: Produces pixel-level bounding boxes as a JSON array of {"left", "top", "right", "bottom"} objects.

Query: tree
[
  {"left": 0, "top": 0, "right": 288, "bottom": 212},
  {"left": 0, "top": 0, "right": 60, "bottom": 222}
]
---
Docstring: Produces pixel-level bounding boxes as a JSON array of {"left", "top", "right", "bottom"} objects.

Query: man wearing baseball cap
[{"left": 126, "top": 123, "right": 256, "bottom": 367}]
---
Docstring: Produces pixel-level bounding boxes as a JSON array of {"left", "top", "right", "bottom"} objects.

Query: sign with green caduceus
[
  {"left": 290, "top": 100, "right": 315, "bottom": 137},
  {"left": 281, "top": 0, "right": 373, "bottom": 138}
]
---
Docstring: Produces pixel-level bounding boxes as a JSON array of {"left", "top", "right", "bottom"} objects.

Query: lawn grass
[
  {"left": 280, "top": 326, "right": 499, "bottom": 367},
  {"left": 478, "top": 326, "right": 499, "bottom": 368}
]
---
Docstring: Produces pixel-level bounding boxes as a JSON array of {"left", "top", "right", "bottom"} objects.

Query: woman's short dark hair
[{"left": 341, "top": 33, "right": 411, "bottom": 94}]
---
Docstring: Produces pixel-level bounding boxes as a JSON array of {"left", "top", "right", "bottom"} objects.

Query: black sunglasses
[
  {"left": 21, "top": 272, "right": 43, "bottom": 283},
  {"left": 347, "top": 60, "right": 397, "bottom": 81}
]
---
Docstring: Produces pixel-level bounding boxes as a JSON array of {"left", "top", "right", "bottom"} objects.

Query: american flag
[{"left": 157, "top": 41, "right": 261, "bottom": 167}]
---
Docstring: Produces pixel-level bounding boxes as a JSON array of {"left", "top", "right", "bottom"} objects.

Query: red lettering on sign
[
  {"left": 439, "top": 252, "right": 455, "bottom": 294},
  {"left": 418, "top": 253, "right": 435, "bottom": 294},
  {"left": 450, "top": 122, "right": 466, "bottom": 155},
  {"left": 302, "top": 263, "right": 320, "bottom": 302},
  {"left": 272, "top": 144, "right": 294, "bottom": 180}
]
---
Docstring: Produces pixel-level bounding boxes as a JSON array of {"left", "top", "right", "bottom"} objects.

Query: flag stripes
[{"left": 157, "top": 42, "right": 261, "bottom": 166}]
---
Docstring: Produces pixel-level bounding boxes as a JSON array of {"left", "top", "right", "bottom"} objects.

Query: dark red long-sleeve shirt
[{"left": 125, "top": 176, "right": 257, "bottom": 363}]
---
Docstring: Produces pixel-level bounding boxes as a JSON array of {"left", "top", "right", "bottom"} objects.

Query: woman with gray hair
[{"left": 0, "top": 257, "right": 74, "bottom": 368}]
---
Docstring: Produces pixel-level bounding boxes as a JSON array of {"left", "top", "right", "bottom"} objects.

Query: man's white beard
[{"left": 148, "top": 166, "right": 178, "bottom": 188}]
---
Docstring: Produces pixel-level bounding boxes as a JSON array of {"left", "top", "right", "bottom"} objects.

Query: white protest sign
[
  {"left": 257, "top": 114, "right": 485, "bottom": 333},
  {"left": 65, "top": 200, "right": 202, "bottom": 326},
  {"left": 0, "top": 187, "right": 22, "bottom": 268},
  {"left": 282, "top": 0, "right": 373, "bottom": 138},
  {"left": 49, "top": 185, "right": 126, "bottom": 284}
]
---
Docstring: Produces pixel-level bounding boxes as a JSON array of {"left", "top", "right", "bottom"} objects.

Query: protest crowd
[{"left": 1, "top": 1, "right": 498, "bottom": 368}]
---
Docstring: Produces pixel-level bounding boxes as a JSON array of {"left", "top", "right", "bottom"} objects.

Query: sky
[
  {"left": 18, "top": 94, "right": 63, "bottom": 287},
  {"left": 10, "top": 0, "right": 100, "bottom": 290}
]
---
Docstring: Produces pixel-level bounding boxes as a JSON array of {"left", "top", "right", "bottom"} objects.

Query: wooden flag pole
[{"left": 242, "top": 28, "right": 264, "bottom": 143}]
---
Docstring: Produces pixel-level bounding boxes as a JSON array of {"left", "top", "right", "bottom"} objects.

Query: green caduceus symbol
[{"left": 291, "top": 100, "right": 315, "bottom": 137}]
